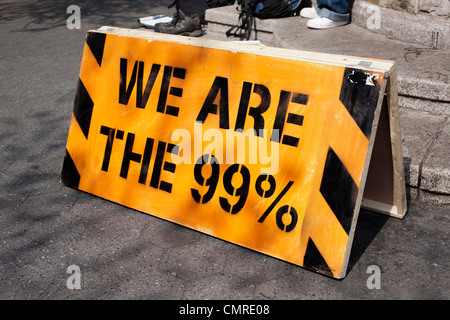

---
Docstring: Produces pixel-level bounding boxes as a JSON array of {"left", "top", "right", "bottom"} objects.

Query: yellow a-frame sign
[{"left": 62, "top": 27, "right": 406, "bottom": 278}]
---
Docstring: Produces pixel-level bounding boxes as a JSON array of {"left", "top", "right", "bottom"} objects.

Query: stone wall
[
  {"left": 417, "top": 0, "right": 450, "bottom": 17},
  {"left": 351, "top": 0, "right": 450, "bottom": 49},
  {"left": 371, "top": 0, "right": 450, "bottom": 17}
]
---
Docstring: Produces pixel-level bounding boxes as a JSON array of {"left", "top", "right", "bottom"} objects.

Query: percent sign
[
  {"left": 255, "top": 175, "right": 298, "bottom": 232},
  {"left": 191, "top": 154, "right": 298, "bottom": 232}
]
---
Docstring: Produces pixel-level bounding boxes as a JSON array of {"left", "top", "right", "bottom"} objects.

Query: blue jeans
[{"left": 314, "top": 0, "right": 350, "bottom": 22}]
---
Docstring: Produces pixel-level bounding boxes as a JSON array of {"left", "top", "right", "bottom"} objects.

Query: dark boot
[{"left": 154, "top": 10, "right": 203, "bottom": 37}]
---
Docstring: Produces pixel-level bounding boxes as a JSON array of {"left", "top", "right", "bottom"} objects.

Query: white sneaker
[
  {"left": 300, "top": 7, "right": 319, "bottom": 19},
  {"left": 306, "top": 16, "right": 348, "bottom": 29}
]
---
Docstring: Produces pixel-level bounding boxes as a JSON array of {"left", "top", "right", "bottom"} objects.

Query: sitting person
[{"left": 154, "top": 0, "right": 303, "bottom": 36}]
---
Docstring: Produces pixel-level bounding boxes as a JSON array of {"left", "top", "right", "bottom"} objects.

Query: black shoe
[{"left": 154, "top": 10, "right": 202, "bottom": 37}]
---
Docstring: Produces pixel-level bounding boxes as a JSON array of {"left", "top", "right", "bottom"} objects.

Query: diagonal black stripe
[
  {"left": 73, "top": 78, "right": 94, "bottom": 139},
  {"left": 61, "top": 149, "right": 80, "bottom": 189},
  {"left": 320, "top": 147, "right": 358, "bottom": 235},
  {"left": 339, "top": 68, "right": 380, "bottom": 138},
  {"left": 303, "top": 238, "right": 333, "bottom": 277},
  {"left": 86, "top": 32, "right": 106, "bottom": 67}
]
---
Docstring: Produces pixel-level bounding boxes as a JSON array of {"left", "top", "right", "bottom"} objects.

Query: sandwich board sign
[{"left": 61, "top": 27, "right": 407, "bottom": 279}]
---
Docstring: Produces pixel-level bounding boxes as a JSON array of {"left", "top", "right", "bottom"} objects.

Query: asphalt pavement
[{"left": 0, "top": 0, "right": 448, "bottom": 303}]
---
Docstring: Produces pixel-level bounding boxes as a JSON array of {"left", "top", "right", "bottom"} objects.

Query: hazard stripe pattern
[
  {"left": 61, "top": 32, "right": 106, "bottom": 189},
  {"left": 301, "top": 68, "right": 380, "bottom": 277}
]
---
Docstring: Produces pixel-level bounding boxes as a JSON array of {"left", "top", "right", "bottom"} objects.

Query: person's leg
[
  {"left": 177, "top": 0, "right": 209, "bottom": 21},
  {"left": 302, "top": 0, "right": 349, "bottom": 29},
  {"left": 314, "top": 0, "right": 349, "bottom": 21}
]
